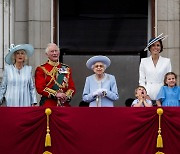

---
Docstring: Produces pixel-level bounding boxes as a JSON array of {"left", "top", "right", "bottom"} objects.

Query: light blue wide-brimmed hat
[
  {"left": 144, "top": 33, "right": 168, "bottom": 51},
  {"left": 86, "top": 55, "right": 111, "bottom": 70},
  {"left": 5, "top": 44, "right": 34, "bottom": 64}
]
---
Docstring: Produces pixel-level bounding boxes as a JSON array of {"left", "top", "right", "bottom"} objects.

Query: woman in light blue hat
[
  {"left": 0, "top": 44, "right": 37, "bottom": 106},
  {"left": 139, "top": 33, "right": 172, "bottom": 105},
  {"left": 82, "top": 55, "right": 119, "bottom": 107}
]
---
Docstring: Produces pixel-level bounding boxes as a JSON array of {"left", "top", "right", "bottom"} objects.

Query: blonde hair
[
  {"left": 134, "top": 86, "right": 147, "bottom": 97},
  {"left": 11, "top": 50, "right": 28, "bottom": 64}
]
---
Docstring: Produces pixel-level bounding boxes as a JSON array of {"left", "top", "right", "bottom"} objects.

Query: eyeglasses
[{"left": 94, "top": 64, "right": 104, "bottom": 68}]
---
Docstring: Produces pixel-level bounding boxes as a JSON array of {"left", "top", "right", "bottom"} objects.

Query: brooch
[{"left": 58, "top": 67, "right": 68, "bottom": 74}]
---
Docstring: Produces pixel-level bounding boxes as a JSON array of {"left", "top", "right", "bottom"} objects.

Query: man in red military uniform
[{"left": 35, "top": 43, "right": 76, "bottom": 107}]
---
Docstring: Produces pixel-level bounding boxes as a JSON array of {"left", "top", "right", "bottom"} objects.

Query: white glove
[
  {"left": 101, "top": 88, "right": 107, "bottom": 96},
  {"left": 92, "top": 88, "right": 108, "bottom": 97},
  {"left": 92, "top": 89, "right": 103, "bottom": 97},
  {"left": 96, "top": 89, "right": 104, "bottom": 96},
  {"left": 92, "top": 90, "right": 99, "bottom": 97},
  {"left": 101, "top": 88, "right": 107, "bottom": 93}
]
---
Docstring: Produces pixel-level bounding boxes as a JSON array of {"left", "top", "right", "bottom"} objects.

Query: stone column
[
  {"left": 157, "top": 0, "right": 180, "bottom": 84},
  {"left": 28, "top": 0, "right": 51, "bottom": 70}
]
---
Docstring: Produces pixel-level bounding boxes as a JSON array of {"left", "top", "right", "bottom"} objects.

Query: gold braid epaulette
[
  {"left": 65, "top": 89, "right": 75, "bottom": 100},
  {"left": 44, "top": 87, "right": 57, "bottom": 97},
  {"left": 40, "top": 66, "right": 64, "bottom": 89},
  {"left": 40, "top": 66, "right": 61, "bottom": 97}
]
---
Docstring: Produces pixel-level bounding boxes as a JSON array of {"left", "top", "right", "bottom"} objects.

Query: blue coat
[{"left": 82, "top": 73, "right": 119, "bottom": 107}]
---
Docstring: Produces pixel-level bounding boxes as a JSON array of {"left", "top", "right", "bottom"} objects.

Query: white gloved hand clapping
[
  {"left": 93, "top": 89, "right": 103, "bottom": 97},
  {"left": 92, "top": 90, "right": 99, "bottom": 97},
  {"left": 92, "top": 88, "right": 108, "bottom": 97},
  {"left": 97, "top": 89, "right": 104, "bottom": 96},
  {"left": 101, "top": 88, "right": 107, "bottom": 93},
  {"left": 100, "top": 88, "right": 107, "bottom": 96}
]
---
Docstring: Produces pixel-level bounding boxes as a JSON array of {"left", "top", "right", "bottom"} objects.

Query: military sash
[
  {"left": 52, "top": 72, "right": 65, "bottom": 90},
  {"left": 39, "top": 64, "right": 69, "bottom": 106}
]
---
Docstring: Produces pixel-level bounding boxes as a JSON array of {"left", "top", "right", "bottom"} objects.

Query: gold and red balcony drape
[{"left": 0, "top": 107, "right": 180, "bottom": 154}]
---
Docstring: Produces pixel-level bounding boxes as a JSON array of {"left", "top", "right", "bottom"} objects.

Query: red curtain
[{"left": 0, "top": 107, "right": 180, "bottom": 154}]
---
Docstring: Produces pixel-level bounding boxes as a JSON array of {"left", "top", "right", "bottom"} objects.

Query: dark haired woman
[{"left": 139, "top": 33, "right": 172, "bottom": 104}]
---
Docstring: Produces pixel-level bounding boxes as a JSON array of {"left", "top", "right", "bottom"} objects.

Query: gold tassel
[
  {"left": 43, "top": 151, "right": 52, "bottom": 154},
  {"left": 155, "top": 151, "right": 165, "bottom": 154},
  {"left": 157, "top": 134, "right": 163, "bottom": 148},
  {"left": 45, "top": 132, "right": 51, "bottom": 147},
  {"left": 156, "top": 108, "right": 163, "bottom": 148},
  {"left": 45, "top": 108, "right": 52, "bottom": 147}
]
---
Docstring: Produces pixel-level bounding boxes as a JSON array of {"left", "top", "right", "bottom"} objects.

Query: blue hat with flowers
[
  {"left": 5, "top": 44, "right": 34, "bottom": 64},
  {"left": 144, "top": 33, "right": 168, "bottom": 51},
  {"left": 86, "top": 55, "right": 111, "bottom": 70}
]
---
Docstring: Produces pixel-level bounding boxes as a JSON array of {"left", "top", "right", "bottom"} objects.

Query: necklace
[{"left": 14, "top": 64, "right": 23, "bottom": 74}]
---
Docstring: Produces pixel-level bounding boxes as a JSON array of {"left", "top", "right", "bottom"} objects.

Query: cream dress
[{"left": 139, "top": 56, "right": 171, "bottom": 100}]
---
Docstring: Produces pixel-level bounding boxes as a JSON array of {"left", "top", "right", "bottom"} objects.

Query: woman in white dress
[
  {"left": 0, "top": 44, "right": 37, "bottom": 106},
  {"left": 82, "top": 55, "right": 119, "bottom": 107},
  {"left": 139, "top": 33, "right": 172, "bottom": 104}
]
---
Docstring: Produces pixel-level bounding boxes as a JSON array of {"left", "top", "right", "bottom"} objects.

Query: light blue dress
[
  {"left": 82, "top": 73, "right": 119, "bottom": 107},
  {"left": 156, "top": 86, "right": 180, "bottom": 106},
  {"left": 0, "top": 65, "right": 37, "bottom": 106}
]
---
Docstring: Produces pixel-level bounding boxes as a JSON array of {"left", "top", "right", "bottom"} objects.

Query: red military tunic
[{"left": 35, "top": 60, "right": 76, "bottom": 107}]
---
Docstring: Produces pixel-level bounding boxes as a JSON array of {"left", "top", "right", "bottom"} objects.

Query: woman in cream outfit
[{"left": 139, "top": 33, "right": 172, "bottom": 101}]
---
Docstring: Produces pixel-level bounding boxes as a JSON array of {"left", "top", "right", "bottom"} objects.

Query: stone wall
[
  {"left": 14, "top": 0, "right": 51, "bottom": 72},
  {"left": 157, "top": 0, "right": 180, "bottom": 84},
  {"left": 12, "top": 0, "right": 51, "bottom": 102},
  {"left": 1, "top": 0, "right": 180, "bottom": 86}
]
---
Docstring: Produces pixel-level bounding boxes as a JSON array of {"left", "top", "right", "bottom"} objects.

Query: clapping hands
[{"left": 92, "top": 88, "right": 107, "bottom": 97}]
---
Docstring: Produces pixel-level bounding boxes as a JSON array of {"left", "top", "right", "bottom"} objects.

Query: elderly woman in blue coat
[{"left": 82, "top": 55, "right": 119, "bottom": 107}]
